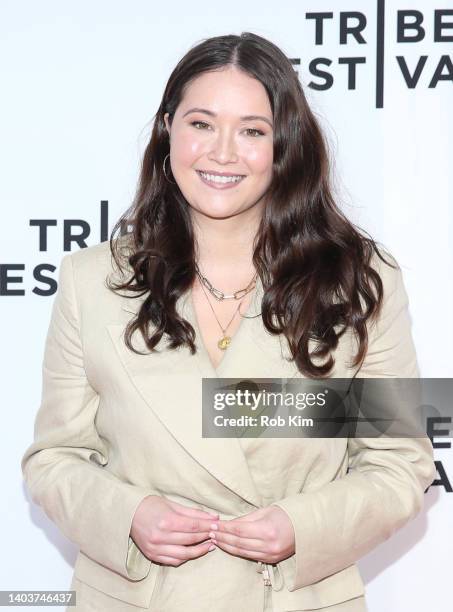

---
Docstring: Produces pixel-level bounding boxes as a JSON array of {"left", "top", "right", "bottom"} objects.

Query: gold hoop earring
[{"left": 163, "top": 153, "right": 176, "bottom": 184}]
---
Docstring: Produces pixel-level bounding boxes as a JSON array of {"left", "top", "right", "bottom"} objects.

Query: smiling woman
[
  {"left": 162, "top": 67, "right": 274, "bottom": 221},
  {"left": 21, "top": 31, "right": 435, "bottom": 612}
]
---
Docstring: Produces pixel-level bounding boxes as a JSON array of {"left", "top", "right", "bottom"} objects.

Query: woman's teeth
[{"left": 198, "top": 171, "right": 244, "bottom": 184}]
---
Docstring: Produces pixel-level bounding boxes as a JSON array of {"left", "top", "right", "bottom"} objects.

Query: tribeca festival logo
[
  {"left": 0, "top": 200, "right": 121, "bottom": 297},
  {"left": 294, "top": 2, "right": 452, "bottom": 107}
]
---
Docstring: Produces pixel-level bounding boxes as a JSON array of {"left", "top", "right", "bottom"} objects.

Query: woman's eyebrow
[{"left": 182, "top": 107, "right": 273, "bottom": 128}]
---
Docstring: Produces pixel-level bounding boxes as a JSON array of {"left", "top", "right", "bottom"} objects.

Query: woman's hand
[
  {"left": 209, "top": 505, "right": 295, "bottom": 564},
  {"left": 130, "top": 495, "right": 219, "bottom": 566}
]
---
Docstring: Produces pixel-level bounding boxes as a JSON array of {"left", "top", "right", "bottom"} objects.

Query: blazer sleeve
[
  {"left": 271, "top": 254, "right": 436, "bottom": 591},
  {"left": 21, "top": 253, "right": 158, "bottom": 581}
]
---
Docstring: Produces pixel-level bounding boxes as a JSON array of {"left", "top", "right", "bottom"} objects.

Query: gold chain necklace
[
  {"left": 195, "top": 263, "right": 257, "bottom": 301},
  {"left": 195, "top": 266, "right": 257, "bottom": 350}
]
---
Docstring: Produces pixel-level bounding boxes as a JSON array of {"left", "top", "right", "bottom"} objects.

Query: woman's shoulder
[
  {"left": 364, "top": 244, "right": 413, "bottom": 337},
  {"left": 367, "top": 243, "right": 403, "bottom": 299},
  {"left": 67, "top": 234, "right": 133, "bottom": 281},
  {"left": 57, "top": 234, "right": 134, "bottom": 313}
]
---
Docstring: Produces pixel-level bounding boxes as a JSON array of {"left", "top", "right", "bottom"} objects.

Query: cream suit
[{"left": 21, "top": 237, "right": 436, "bottom": 612}]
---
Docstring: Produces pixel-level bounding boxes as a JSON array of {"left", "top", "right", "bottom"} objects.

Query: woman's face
[{"left": 163, "top": 65, "right": 273, "bottom": 220}]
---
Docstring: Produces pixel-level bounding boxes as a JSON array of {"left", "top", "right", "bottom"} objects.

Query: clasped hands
[
  {"left": 210, "top": 505, "right": 296, "bottom": 565},
  {"left": 131, "top": 496, "right": 295, "bottom": 567}
]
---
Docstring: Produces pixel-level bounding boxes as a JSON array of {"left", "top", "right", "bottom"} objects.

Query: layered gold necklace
[{"left": 194, "top": 263, "right": 257, "bottom": 350}]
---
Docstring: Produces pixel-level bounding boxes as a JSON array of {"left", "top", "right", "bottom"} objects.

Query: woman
[{"left": 21, "top": 32, "right": 435, "bottom": 612}]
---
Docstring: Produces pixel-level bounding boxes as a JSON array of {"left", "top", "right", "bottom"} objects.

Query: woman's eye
[
  {"left": 190, "top": 122, "right": 264, "bottom": 137},
  {"left": 191, "top": 121, "right": 210, "bottom": 129},
  {"left": 245, "top": 128, "right": 265, "bottom": 137}
]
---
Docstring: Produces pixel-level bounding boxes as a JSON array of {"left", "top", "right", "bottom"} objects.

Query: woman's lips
[{"left": 196, "top": 170, "right": 246, "bottom": 190}]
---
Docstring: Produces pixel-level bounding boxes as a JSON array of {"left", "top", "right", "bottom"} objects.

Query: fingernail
[
  {"left": 208, "top": 544, "right": 216, "bottom": 551},
  {"left": 210, "top": 523, "right": 218, "bottom": 530},
  {"left": 209, "top": 531, "right": 216, "bottom": 538}
]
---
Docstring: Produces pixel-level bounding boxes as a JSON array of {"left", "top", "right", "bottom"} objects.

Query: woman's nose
[{"left": 208, "top": 129, "right": 239, "bottom": 163}]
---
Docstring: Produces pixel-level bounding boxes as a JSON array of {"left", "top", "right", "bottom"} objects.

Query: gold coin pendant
[{"left": 217, "top": 336, "right": 231, "bottom": 350}]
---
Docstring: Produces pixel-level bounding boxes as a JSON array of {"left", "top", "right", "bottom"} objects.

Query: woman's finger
[
  {"left": 152, "top": 539, "right": 215, "bottom": 563},
  {"left": 155, "top": 529, "right": 213, "bottom": 546},
  {"left": 217, "top": 518, "right": 265, "bottom": 540},
  {"left": 168, "top": 501, "right": 219, "bottom": 519},
  {"left": 211, "top": 529, "right": 265, "bottom": 553},
  {"left": 152, "top": 555, "right": 184, "bottom": 565},
  {"left": 168, "top": 514, "right": 219, "bottom": 535},
  {"left": 213, "top": 540, "right": 276, "bottom": 564}
]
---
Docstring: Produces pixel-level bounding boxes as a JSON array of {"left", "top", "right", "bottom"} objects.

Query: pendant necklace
[{"left": 195, "top": 265, "right": 257, "bottom": 351}]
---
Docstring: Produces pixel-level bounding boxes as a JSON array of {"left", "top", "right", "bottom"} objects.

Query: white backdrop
[{"left": 1, "top": 1, "right": 452, "bottom": 610}]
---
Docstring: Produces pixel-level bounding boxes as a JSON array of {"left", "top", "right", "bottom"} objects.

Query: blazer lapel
[{"left": 107, "top": 280, "right": 280, "bottom": 509}]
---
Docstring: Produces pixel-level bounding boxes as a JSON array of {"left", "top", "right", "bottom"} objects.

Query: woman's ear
[{"left": 163, "top": 113, "right": 171, "bottom": 135}]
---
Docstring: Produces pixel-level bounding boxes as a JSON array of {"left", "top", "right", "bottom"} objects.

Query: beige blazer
[{"left": 21, "top": 238, "right": 436, "bottom": 612}]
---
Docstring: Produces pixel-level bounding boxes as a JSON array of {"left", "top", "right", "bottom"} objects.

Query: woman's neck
[{"left": 191, "top": 207, "right": 261, "bottom": 288}]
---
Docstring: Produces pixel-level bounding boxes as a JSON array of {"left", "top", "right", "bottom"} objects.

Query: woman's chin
[{"left": 188, "top": 201, "right": 247, "bottom": 220}]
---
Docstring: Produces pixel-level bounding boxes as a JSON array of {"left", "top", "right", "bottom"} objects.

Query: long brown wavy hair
[{"left": 107, "top": 31, "right": 395, "bottom": 378}]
